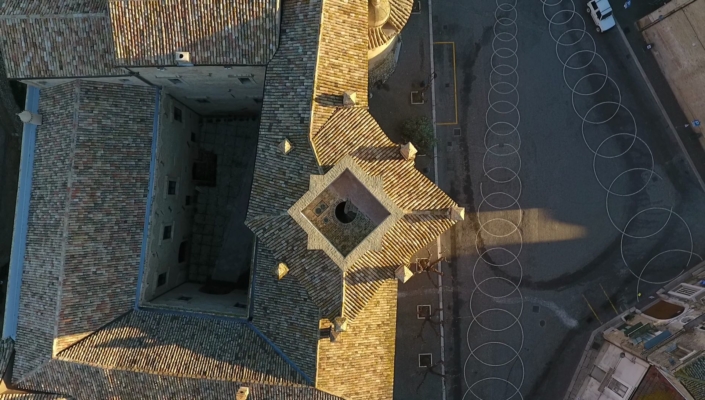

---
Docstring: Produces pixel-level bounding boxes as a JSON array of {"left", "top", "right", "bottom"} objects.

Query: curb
[
  {"left": 425, "top": 0, "right": 448, "bottom": 399},
  {"left": 615, "top": 20, "right": 705, "bottom": 194}
]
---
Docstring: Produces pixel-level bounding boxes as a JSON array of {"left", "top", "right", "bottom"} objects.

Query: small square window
[
  {"left": 418, "top": 353, "right": 432, "bottom": 368},
  {"left": 173, "top": 107, "right": 183, "bottom": 122},
  {"left": 157, "top": 272, "right": 167, "bottom": 287},
  {"left": 191, "top": 132, "right": 196, "bottom": 142},
  {"left": 167, "top": 180, "right": 177, "bottom": 195},
  {"left": 163, "top": 225, "right": 172, "bottom": 240},
  {"left": 185, "top": 195, "right": 191, "bottom": 206},
  {"left": 238, "top": 77, "right": 254, "bottom": 85},
  {"left": 178, "top": 241, "right": 188, "bottom": 263},
  {"left": 168, "top": 78, "right": 183, "bottom": 85}
]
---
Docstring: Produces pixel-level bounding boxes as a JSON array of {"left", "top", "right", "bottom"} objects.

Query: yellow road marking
[
  {"left": 600, "top": 283, "right": 619, "bottom": 316},
  {"left": 433, "top": 42, "right": 458, "bottom": 126},
  {"left": 583, "top": 294, "right": 603, "bottom": 325}
]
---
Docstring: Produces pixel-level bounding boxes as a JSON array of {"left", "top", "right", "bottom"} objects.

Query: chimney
[
  {"left": 400, "top": 142, "right": 417, "bottom": 161},
  {"left": 174, "top": 51, "right": 192, "bottom": 66},
  {"left": 343, "top": 91, "right": 357, "bottom": 107},
  {"left": 449, "top": 206, "right": 465, "bottom": 221},
  {"left": 273, "top": 262, "right": 289, "bottom": 280},
  {"left": 395, "top": 265, "right": 414, "bottom": 283},
  {"left": 236, "top": 387, "right": 249, "bottom": 400},
  {"left": 17, "top": 110, "right": 42, "bottom": 125},
  {"left": 333, "top": 317, "right": 348, "bottom": 332},
  {"left": 278, "top": 138, "right": 292, "bottom": 155}
]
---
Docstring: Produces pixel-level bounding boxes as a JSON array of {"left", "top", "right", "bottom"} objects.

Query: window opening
[{"left": 163, "top": 225, "right": 173, "bottom": 240}]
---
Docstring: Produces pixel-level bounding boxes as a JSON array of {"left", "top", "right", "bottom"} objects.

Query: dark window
[
  {"left": 163, "top": 225, "right": 172, "bottom": 240},
  {"left": 191, "top": 132, "right": 196, "bottom": 142},
  {"left": 168, "top": 78, "right": 183, "bottom": 85},
  {"left": 157, "top": 272, "right": 167, "bottom": 287},
  {"left": 185, "top": 195, "right": 191, "bottom": 206},
  {"left": 167, "top": 180, "right": 177, "bottom": 195},
  {"left": 192, "top": 151, "right": 218, "bottom": 187},
  {"left": 595, "top": 10, "right": 602, "bottom": 19},
  {"left": 590, "top": 1, "right": 597, "bottom": 9},
  {"left": 319, "top": 327, "right": 332, "bottom": 339},
  {"left": 194, "top": 98, "right": 210, "bottom": 104},
  {"left": 238, "top": 77, "right": 254, "bottom": 85},
  {"left": 173, "top": 107, "right": 182, "bottom": 122},
  {"left": 178, "top": 241, "right": 189, "bottom": 263}
]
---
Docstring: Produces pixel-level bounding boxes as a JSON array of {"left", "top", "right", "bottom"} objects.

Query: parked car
[{"left": 587, "top": 0, "right": 616, "bottom": 33}]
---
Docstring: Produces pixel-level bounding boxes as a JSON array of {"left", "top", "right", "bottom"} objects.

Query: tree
[{"left": 400, "top": 116, "right": 435, "bottom": 154}]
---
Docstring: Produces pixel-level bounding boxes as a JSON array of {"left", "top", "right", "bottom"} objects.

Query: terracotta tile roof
[
  {"left": 309, "top": 0, "right": 369, "bottom": 141},
  {"left": 108, "top": 0, "right": 279, "bottom": 66},
  {"left": 316, "top": 280, "right": 397, "bottom": 400},
  {"left": 56, "top": 310, "right": 307, "bottom": 385},
  {"left": 250, "top": 108, "right": 457, "bottom": 325},
  {"left": 249, "top": 245, "right": 321, "bottom": 381},
  {"left": 368, "top": 0, "right": 414, "bottom": 49},
  {"left": 13, "top": 81, "right": 155, "bottom": 380},
  {"left": 16, "top": 359, "right": 344, "bottom": 400},
  {"left": 632, "top": 366, "right": 685, "bottom": 400},
  {"left": 245, "top": 0, "right": 324, "bottom": 220},
  {"left": 0, "top": 1, "right": 122, "bottom": 78},
  {"left": 0, "top": 0, "right": 107, "bottom": 14},
  {"left": 314, "top": 107, "right": 456, "bottom": 321},
  {"left": 247, "top": 0, "right": 457, "bottom": 326},
  {"left": 677, "top": 355, "right": 705, "bottom": 399},
  {"left": 249, "top": 215, "right": 344, "bottom": 320}
]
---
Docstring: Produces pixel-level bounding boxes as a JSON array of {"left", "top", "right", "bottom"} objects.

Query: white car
[{"left": 587, "top": 0, "right": 616, "bottom": 33}]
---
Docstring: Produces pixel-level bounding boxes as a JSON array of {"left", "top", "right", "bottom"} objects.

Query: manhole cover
[
  {"left": 417, "top": 305, "right": 431, "bottom": 319},
  {"left": 418, "top": 353, "right": 432, "bottom": 368}
]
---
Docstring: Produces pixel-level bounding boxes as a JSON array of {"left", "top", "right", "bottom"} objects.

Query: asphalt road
[{"left": 429, "top": 0, "right": 705, "bottom": 399}]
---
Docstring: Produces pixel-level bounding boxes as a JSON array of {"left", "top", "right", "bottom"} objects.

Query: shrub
[{"left": 400, "top": 116, "right": 435, "bottom": 154}]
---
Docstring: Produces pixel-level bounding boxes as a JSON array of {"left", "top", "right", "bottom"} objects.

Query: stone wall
[
  {"left": 141, "top": 94, "right": 199, "bottom": 302},
  {"left": 13, "top": 81, "right": 156, "bottom": 379}
]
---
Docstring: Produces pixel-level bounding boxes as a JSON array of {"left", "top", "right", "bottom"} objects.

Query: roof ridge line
[
  {"left": 247, "top": 322, "right": 315, "bottom": 386},
  {"left": 54, "top": 310, "right": 134, "bottom": 359},
  {"left": 52, "top": 80, "right": 83, "bottom": 356},
  {"left": 51, "top": 355, "right": 313, "bottom": 387}
]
